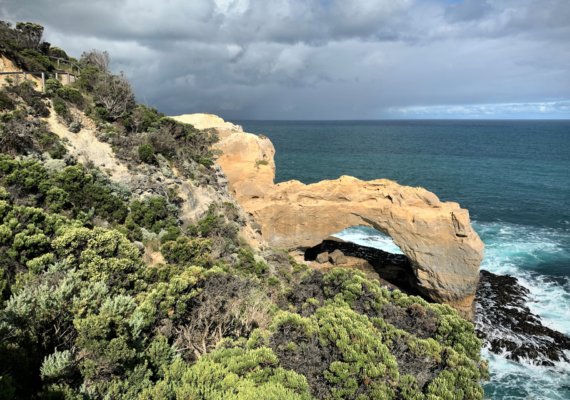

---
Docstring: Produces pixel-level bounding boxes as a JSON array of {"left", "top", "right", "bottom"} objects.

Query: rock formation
[{"left": 172, "top": 114, "right": 485, "bottom": 319}]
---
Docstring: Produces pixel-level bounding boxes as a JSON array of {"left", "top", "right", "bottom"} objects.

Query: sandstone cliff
[
  {"left": 172, "top": 115, "right": 485, "bottom": 319},
  {"left": 43, "top": 109, "right": 264, "bottom": 249}
]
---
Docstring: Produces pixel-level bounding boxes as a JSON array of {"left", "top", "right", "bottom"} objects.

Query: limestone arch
[{"left": 170, "top": 115, "right": 485, "bottom": 319}]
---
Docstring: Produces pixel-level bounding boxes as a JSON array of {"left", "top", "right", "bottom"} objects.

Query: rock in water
[
  {"left": 475, "top": 270, "right": 570, "bottom": 366},
  {"left": 316, "top": 252, "right": 329, "bottom": 263},
  {"left": 329, "top": 249, "right": 347, "bottom": 265}
]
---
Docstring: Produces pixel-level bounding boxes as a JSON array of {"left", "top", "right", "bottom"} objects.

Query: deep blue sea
[{"left": 237, "top": 120, "right": 570, "bottom": 399}]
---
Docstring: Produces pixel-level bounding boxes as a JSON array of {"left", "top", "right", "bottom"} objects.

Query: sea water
[{"left": 238, "top": 120, "right": 570, "bottom": 399}]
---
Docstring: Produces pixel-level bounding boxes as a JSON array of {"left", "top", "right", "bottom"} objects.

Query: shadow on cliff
[{"left": 304, "top": 237, "right": 423, "bottom": 297}]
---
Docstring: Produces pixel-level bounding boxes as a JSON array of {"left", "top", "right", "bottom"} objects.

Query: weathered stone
[
  {"left": 316, "top": 252, "right": 329, "bottom": 264},
  {"left": 329, "top": 249, "right": 347, "bottom": 265},
  {"left": 205, "top": 119, "right": 485, "bottom": 320},
  {"left": 45, "top": 111, "right": 266, "bottom": 251}
]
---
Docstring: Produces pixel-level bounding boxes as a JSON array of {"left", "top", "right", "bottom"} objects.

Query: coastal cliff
[{"left": 173, "top": 115, "right": 485, "bottom": 319}]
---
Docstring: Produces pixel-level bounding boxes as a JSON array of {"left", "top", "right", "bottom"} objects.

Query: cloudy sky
[{"left": 2, "top": 0, "right": 569, "bottom": 119}]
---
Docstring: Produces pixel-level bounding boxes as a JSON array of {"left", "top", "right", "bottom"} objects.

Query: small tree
[
  {"left": 14, "top": 22, "right": 44, "bottom": 50},
  {"left": 138, "top": 143, "right": 155, "bottom": 163},
  {"left": 80, "top": 49, "right": 110, "bottom": 72},
  {"left": 0, "top": 20, "right": 13, "bottom": 42},
  {"left": 93, "top": 72, "right": 136, "bottom": 119}
]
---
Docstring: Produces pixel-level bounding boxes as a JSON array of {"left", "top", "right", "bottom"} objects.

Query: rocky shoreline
[
  {"left": 305, "top": 238, "right": 570, "bottom": 368},
  {"left": 474, "top": 270, "right": 570, "bottom": 366}
]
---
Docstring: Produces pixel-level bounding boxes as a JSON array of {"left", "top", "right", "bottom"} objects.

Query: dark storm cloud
[{"left": 1, "top": 0, "right": 569, "bottom": 119}]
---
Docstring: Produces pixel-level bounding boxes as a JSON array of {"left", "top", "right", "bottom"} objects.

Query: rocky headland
[{"left": 178, "top": 115, "right": 485, "bottom": 319}]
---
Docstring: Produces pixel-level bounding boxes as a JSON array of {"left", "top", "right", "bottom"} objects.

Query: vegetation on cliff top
[{"left": 0, "top": 21, "right": 489, "bottom": 400}]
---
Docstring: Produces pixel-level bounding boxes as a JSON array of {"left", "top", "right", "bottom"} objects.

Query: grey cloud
[
  {"left": 445, "top": 0, "right": 493, "bottom": 22},
  {"left": 1, "top": 0, "right": 569, "bottom": 119}
]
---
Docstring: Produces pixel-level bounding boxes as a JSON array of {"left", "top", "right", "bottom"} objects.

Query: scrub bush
[
  {"left": 44, "top": 78, "right": 61, "bottom": 93},
  {"left": 138, "top": 143, "right": 154, "bottom": 163},
  {"left": 55, "top": 86, "right": 83, "bottom": 105},
  {"left": 0, "top": 91, "right": 14, "bottom": 111}
]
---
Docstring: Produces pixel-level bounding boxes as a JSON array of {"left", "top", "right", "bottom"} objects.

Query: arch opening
[
  {"left": 332, "top": 226, "right": 404, "bottom": 255},
  {"left": 303, "top": 225, "right": 421, "bottom": 296}
]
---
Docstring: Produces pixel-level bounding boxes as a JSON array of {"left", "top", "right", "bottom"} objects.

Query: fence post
[
  {"left": 42, "top": 72, "right": 46, "bottom": 93},
  {"left": 67, "top": 73, "right": 70, "bottom": 84},
  {"left": 56, "top": 72, "right": 59, "bottom": 80},
  {"left": 57, "top": 59, "right": 60, "bottom": 66},
  {"left": 23, "top": 72, "right": 27, "bottom": 80}
]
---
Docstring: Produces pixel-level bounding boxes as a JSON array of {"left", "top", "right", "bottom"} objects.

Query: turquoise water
[{"left": 238, "top": 120, "right": 570, "bottom": 399}]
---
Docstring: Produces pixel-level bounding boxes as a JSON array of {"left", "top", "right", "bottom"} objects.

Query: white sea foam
[
  {"left": 482, "top": 349, "right": 570, "bottom": 400},
  {"left": 474, "top": 221, "right": 570, "bottom": 336},
  {"left": 332, "top": 226, "right": 404, "bottom": 255}
]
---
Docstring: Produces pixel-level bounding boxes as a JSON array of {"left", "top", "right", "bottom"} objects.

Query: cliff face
[
  {"left": 173, "top": 117, "right": 485, "bottom": 319},
  {"left": 45, "top": 111, "right": 264, "bottom": 248}
]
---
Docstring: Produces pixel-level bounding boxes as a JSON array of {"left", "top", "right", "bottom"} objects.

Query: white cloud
[{"left": 387, "top": 101, "right": 570, "bottom": 119}]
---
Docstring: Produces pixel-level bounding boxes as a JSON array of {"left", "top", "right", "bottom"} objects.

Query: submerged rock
[{"left": 474, "top": 270, "right": 570, "bottom": 366}]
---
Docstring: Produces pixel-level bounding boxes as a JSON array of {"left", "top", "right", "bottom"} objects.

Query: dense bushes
[
  {"left": 2, "top": 80, "right": 49, "bottom": 118},
  {"left": 0, "top": 109, "right": 64, "bottom": 156},
  {"left": 19, "top": 49, "right": 52, "bottom": 71},
  {"left": 0, "top": 154, "right": 488, "bottom": 400},
  {"left": 0, "top": 21, "right": 55, "bottom": 72},
  {"left": 0, "top": 91, "right": 14, "bottom": 111},
  {"left": 0, "top": 155, "right": 127, "bottom": 221}
]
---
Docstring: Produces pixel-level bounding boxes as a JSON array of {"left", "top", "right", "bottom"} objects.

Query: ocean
[{"left": 237, "top": 120, "right": 570, "bottom": 399}]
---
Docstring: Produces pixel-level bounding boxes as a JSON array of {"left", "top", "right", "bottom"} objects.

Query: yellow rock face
[
  {"left": 172, "top": 113, "right": 243, "bottom": 134},
  {"left": 173, "top": 114, "right": 485, "bottom": 319}
]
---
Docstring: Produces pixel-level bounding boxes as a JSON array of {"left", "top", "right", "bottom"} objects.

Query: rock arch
[{"left": 172, "top": 115, "right": 485, "bottom": 319}]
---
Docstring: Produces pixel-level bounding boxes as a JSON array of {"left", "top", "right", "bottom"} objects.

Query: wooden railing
[
  {"left": 47, "top": 56, "right": 82, "bottom": 75},
  {"left": 0, "top": 70, "right": 79, "bottom": 93}
]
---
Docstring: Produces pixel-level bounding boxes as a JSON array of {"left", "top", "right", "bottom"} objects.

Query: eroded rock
[
  {"left": 316, "top": 252, "right": 329, "bottom": 264},
  {"left": 193, "top": 116, "right": 485, "bottom": 319},
  {"left": 329, "top": 249, "right": 347, "bottom": 265}
]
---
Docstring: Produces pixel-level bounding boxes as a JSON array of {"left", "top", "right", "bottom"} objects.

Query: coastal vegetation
[{"left": 0, "top": 20, "right": 488, "bottom": 399}]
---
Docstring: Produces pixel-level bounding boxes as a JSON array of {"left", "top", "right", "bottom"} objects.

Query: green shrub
[
  {"left": 128, "top": 195, "right": 178, "bottom": 235},
  {"left": 44, "top": 78, "right": 61, "bottom": 93},
  {"left": 95, "top": 106, "right": 109, "bottom": 120},
  {"left": 3, "top": 80, "right": 49, "bottom": 117},
  {"left": 0, "top": 91, "right": 14, "bottom": 111},
  {"left": 49, "top": 46, "right": 68, "bottom": 60},
  {"left": 236, "top": 250, "right": 269, "bottom": 277},
  {"left": 74, "top": 66, "right": 100, "bottom": 92},
  {"left": 138, "top": 143, "right": 154, "bottom": 163},
  {"left": 55, "top": 86, "right": 82, "bottom": 104},
  {"left": 160, "top": 236, "right": 212, "bottom": 267},
  {"left": 53, "top": 98, "right": 68, "bottom": 116},
  {"left": 160, "top": 225, "right": 181, "bottom": 244},
  {"left": 19, "top": 49, "right": 53, "bottom": 71}
]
